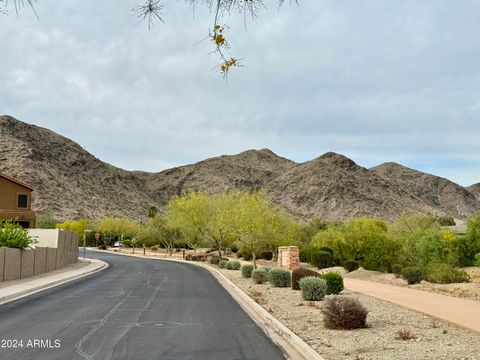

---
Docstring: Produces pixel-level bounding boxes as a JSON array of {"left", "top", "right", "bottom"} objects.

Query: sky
[{"left": 1, "top": 0, "right": 479, "bottom": 186}]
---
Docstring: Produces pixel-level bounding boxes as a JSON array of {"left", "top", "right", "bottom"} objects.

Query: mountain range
[{"left": 1, "top": 115, "right": 479, "bottom": 222}]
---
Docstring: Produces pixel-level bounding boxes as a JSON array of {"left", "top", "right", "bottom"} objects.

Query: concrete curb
[
  {"left": 89, "top": 249, "right": 324, "bottom": 360},
  {"left": 0, "top": 258, "right": 108, "bottom": 305}
]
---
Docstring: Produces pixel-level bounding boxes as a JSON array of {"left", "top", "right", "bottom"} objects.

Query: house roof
[{"left": 0, "top": 173, "right": 34, "bottom": 191}]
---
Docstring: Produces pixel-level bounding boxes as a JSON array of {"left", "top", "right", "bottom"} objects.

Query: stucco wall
[
  {"left": 4, "top": 248, "right": 21, "bottom": 281},
  {"left": 34, "top": 247, "right": 47, "bottom": 275},
  {"left": 0, "top": 230, "right": 79, "bottom": 282}
]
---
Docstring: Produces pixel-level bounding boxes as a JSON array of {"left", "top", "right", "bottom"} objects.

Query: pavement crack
[{"left": 74, "top": 293, "right": 131, "bottom": 360}]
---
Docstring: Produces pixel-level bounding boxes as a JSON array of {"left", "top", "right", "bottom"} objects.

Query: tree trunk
[
  {"left": 252, "top": 251, "right": 257, "bottom": 269},
  {"left": 217, "top": 240, "right": 222, "bottom": 258}
]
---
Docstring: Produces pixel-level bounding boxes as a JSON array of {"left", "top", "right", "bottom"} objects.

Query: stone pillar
[{"left": 277, "top": 246, "right": 300, "bottom": 270}]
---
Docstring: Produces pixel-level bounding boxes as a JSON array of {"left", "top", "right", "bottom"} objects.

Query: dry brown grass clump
[
  {"left": 395, "top": 329, "right": 417, "bottom": 341},
  {"left": 321, "top": 296, "right": 368, "bottom": 330}
]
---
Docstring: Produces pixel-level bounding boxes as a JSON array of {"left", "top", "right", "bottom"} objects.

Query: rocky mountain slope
[
  {"left": 0, "top": 115, "right": 152, "bottom": 220},
  {"left": 1, "top": 115, "right": 478, "bottom": 222},
  {"left": 468, "top": 183, "right": 480, "bottom": 201},
  {"left": 266, "top": 153, "right": 443, "bottom": 221},
  {"left": 371, "top": 162, "right": 480, "bottom": 219}
]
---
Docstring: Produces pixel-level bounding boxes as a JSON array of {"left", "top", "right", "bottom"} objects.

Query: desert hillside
[
  {"left": 371, "top": 162, "right": 479, "bottom": 219},
  {"left": 1, "top": 115, "right": 478, "bottom": 222}
]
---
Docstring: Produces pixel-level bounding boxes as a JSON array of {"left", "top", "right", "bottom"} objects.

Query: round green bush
[
  {"left": 268, "top": 268, "right": 291, "bottom": 287},
  {"left": 225, "top": 261, "right": 234, "bottom": 269},
  {"left": 209, "top": 256, "right": 220, "bottom": 265},
  {"left": 291, "top": 267, "right": 320, "bottom": 290},
  {"left": 426, "top": 263, "right": 470, "bottom": 284},
  {"left": 322, "top": 295, "right": 368, "bottom": 330},
  {"left": 261, "top": 266, "right": 271, "bottom": 273},
  {"left": 228, "top": 260, "right": 241, "bottom": 270},
  {"left": 219, "top": 260, "right": 228, "bottom": 268},
  {"left": 252, "top": 268, "right": 268, "bottom": 284},
  {"left": 321, "top": 272, "right": 344, "bottom": 295},
  {"left": 241, "top": 264, "right": 254, "bottom": 278},
  {"left": 401, "top": 266, "right": 426, "bottom": 284},
  {"left": 343, "top": 260, "right": 360, "bottom": 272},
  {"left": 299, "top": 277, "right": 327, "bottom": 301}
]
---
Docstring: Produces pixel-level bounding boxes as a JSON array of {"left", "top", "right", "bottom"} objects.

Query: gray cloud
[{"left": 1, "top": 0, "right": 479, "bottom": 186}]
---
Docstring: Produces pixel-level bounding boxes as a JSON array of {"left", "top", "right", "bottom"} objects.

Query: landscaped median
[{"left": 0, "top": 258, "right": 108, "bottom": 305}]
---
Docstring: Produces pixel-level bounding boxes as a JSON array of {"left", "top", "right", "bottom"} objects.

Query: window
[{"left": 18, "top": 194, "right": 28, "bottom": 208}]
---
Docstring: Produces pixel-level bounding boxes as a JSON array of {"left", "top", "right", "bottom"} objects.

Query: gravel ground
[{"left": 216, "top": 266, "right": 480, "bottom": 360}]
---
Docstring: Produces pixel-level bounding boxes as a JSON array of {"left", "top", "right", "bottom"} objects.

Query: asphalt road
[{"left": 0, "top": 251, "right": 286, "bottom": 360}]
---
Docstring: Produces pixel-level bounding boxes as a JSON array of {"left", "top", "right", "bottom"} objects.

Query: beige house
[{"left": 0, "top": 173, "right": 36, "bottom": 228}]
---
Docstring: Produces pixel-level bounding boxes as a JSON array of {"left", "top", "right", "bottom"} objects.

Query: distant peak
[
  {"left": 317, "top": 152, "right": 358, "bottom": 168},
  {"left": 239, "top": 148, "right": 277, "bottom": 157},
  {"left": 0, "top": 115, "right": 18, "bottom": 125}
]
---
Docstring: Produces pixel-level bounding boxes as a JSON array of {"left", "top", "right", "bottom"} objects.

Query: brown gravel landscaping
[{"left": 216, "top": 265, "right": 480, "bottom": 360}]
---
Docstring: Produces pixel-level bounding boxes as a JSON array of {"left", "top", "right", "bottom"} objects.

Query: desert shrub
[
  {"left": 343, "top": 260, "right": 360, "bottom": 272},
  {"left": 209, "top": 256, "right": 220, "bottom": 265},
  {"left": 395, "top": 329, "right": 417, "bottom": 341},
  {"left": 268, "top": 268, "right": 291, "bottom": 287},
  {"left": 241, "top": 264, "right": 254, "bottom": 278},
  {"left": 238, "top": 247, "right": 252, "bottom": 261},
  {"left": 291, "top": 267, "right": 320, "bottom": 290},
  {"left": 238, "top": 247, "right": 273, "bottom": 261},
  {"left": 185, "top": 254, "right": 193, "bottom": 261},
  {"left": 391, "top": 264, "right": 402, "bottom": 278},
  {"left": 300, "top": 247, "right": 334, "bottom": 269},
  {"left": 322, "top": 296, "right": 368, "bottom": 330},
  {"left": 426, "top": 263, "right": 470, "bottom": 284},
  {"left": 150, "top": 245, "right": 159, "bottom": 251},
  {"left": 436, "top": 216, "right": 456, "bottom": 226},
  {"left": 262, "top": 266, "right": 271, "bottom": 273},
  {"left": 0, "top": 220, "right": 37, "bottom": 249},
  {"left": 252, "top": 268, "right": 268, "bottom": 284},
  {"left": 321, "top": 272, "right": 344, "bottom": 295},
  {"left": 219, "top": 260, "right": 228, "bottom": 268},
  {"left": 475, "top": 253, "right": 480, "bottom": 266},
  {"left": 401, "top": 266, "right": 426, "bottom": 284},
  {"left": 299, "top": 277, "right": 327, "bottom": 301},
  {"left": 227, "top": 261, "right": 241, "bottom": 270}
]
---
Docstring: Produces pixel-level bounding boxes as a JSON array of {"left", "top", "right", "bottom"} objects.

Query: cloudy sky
[{"left": 1, "top": 0, "right": 479, "bottom": 186}]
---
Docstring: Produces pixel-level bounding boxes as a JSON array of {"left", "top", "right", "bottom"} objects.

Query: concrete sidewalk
[
  {"left": 344, "top": 278, "right": 480, "bottom": 334},
  {"left": 0, "top": 258, "right": 108, "bottom": 305}
]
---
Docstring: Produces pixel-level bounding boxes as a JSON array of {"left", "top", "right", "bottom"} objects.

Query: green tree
[
  {"left": 165, "top": 191, "right": 235, "bottom": 257},
  {"left": 137, "top": 215, "right": 182, "bottom": 254},
  {"left": 314, "top": 218, "right": 398, "bottom": 272},
  {"left": 230, "top": 190, "right": 294, "bottom": 267},
  {"left": 455, "top": 211, "right": 480, "bottom": 266},
  {"left": 96, "top": 217, "right": 141, "bottom": 247},
  {"left": 36, "top": 213, "right": 57, "bottom": 229}
]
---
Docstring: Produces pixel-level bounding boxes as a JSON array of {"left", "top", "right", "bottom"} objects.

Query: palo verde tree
[
  {"left": 1, "top": 0, "right": 298, "bottom": 77},
  {"left": 137, "top": 215, "right": 183, "bottom": 254},
  {"left": 230, "top": 190, "right": 295, "bottom": 268},
  {"left": 165, "top": 191, "right": 236, "bottom": 257}
]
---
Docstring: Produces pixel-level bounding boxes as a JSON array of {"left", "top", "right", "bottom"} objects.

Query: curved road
[{"left": 0, "top": 251, "right": 285, "bottom": 360}]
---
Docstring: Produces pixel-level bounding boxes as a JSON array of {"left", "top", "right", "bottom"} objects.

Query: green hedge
[
  {"left": 299, "top": 277, "right": 327, "bottom": 301},
  {"left": 241, "top": 264, "right": 254, "bottom": 278},
  {"left": 252, "top": 268, "right": 268, "bottom": 284},
  {"left": 321, "top": 272, "right": 344, "bottom": 295},
  {"left": 268, "top": 268, "right": 291, "bottom": 287}
]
